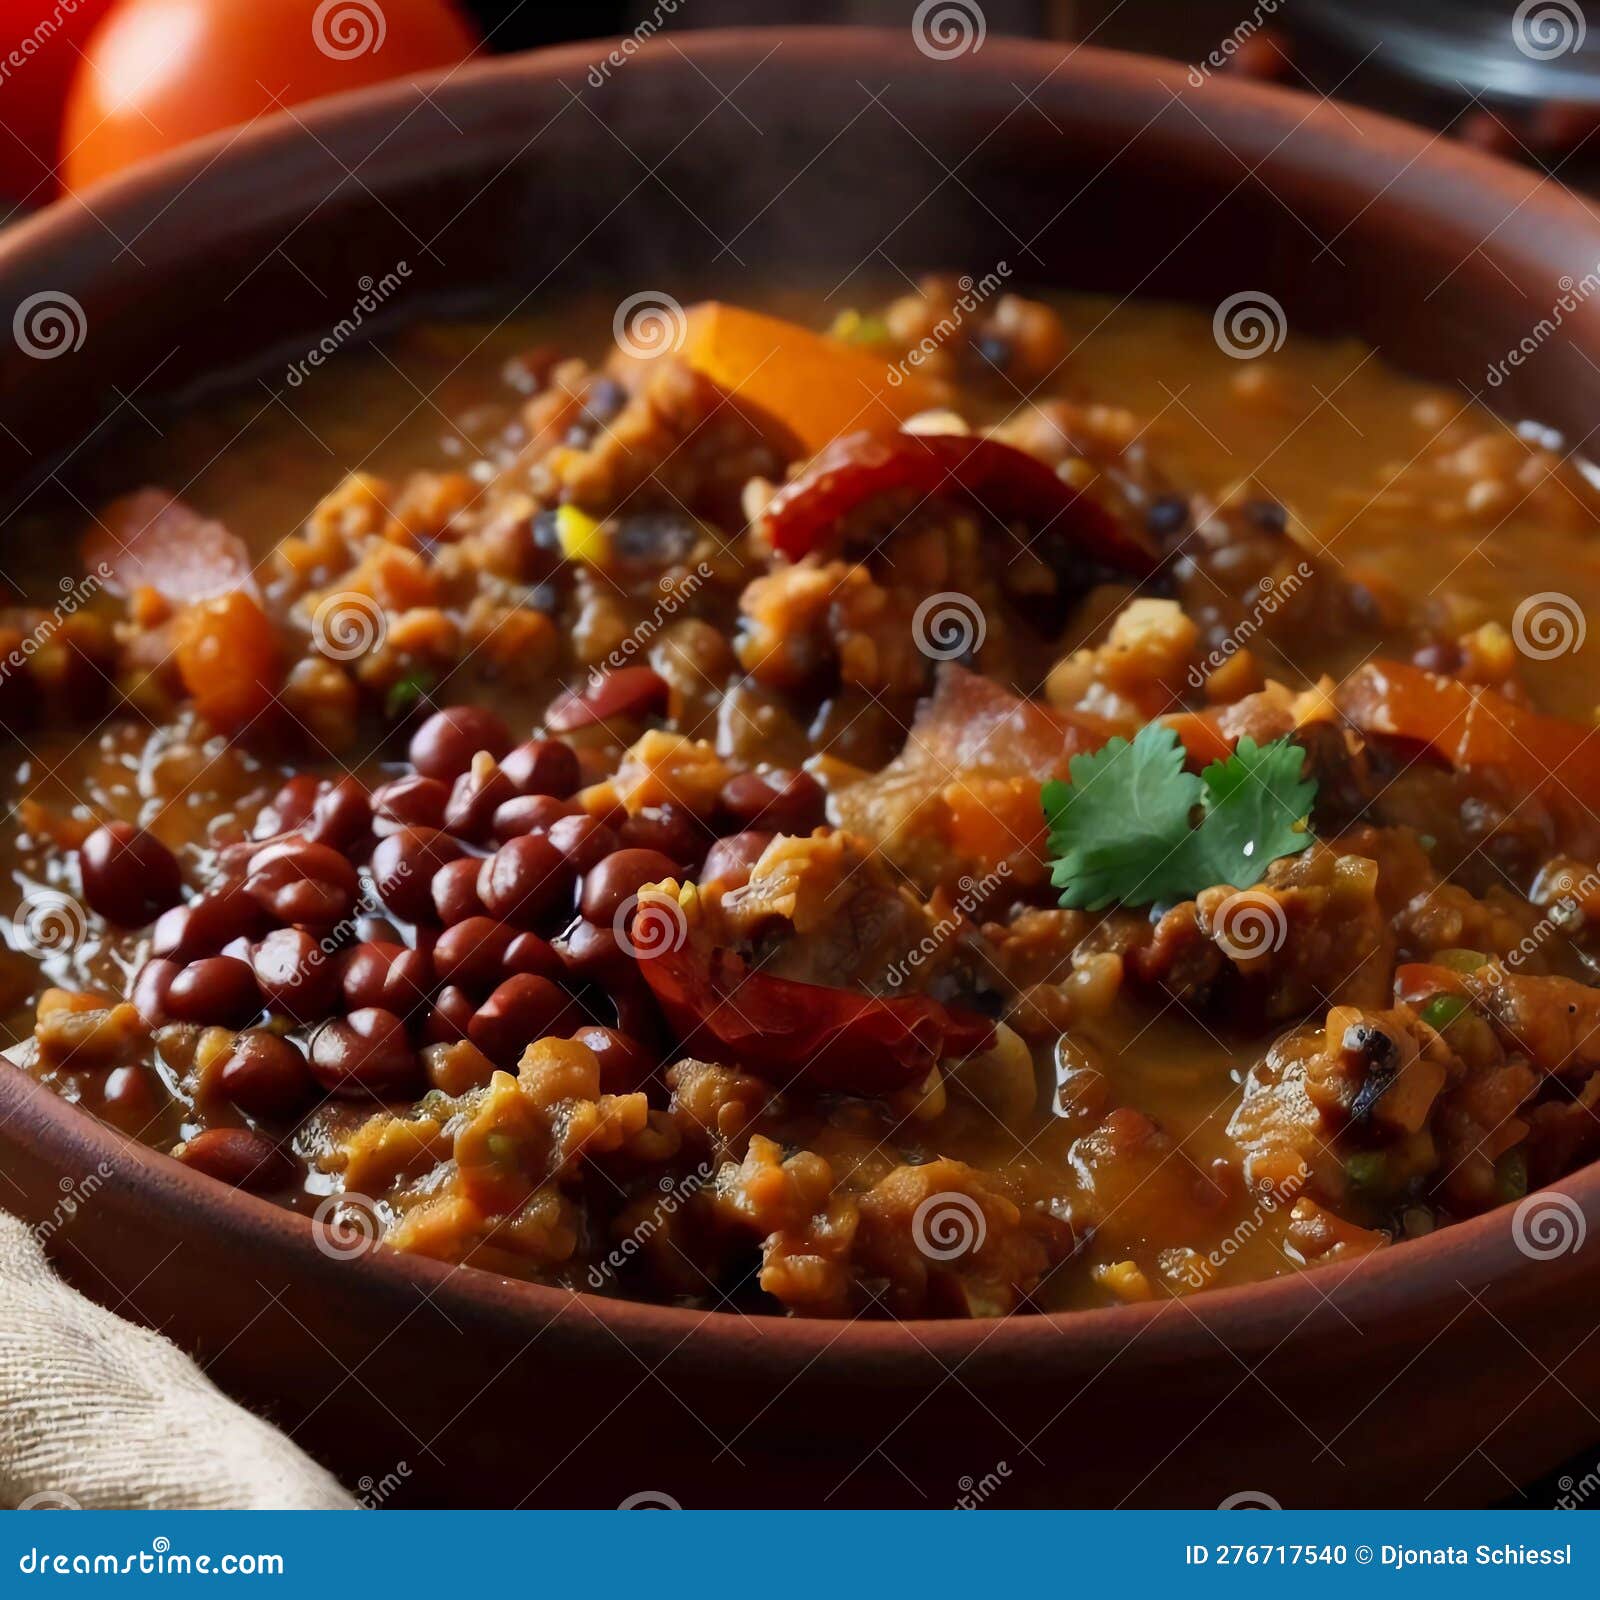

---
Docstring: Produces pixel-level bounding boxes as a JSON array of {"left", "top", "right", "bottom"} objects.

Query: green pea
[{"left": 1420, "top": 994, "right": 1468, "bottom": 1031}]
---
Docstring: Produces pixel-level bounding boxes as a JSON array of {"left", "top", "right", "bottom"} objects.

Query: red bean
[
  {"left": 370, "top": 827, "right": 464, "bottom": 923},
  {"left": 579, "top": 848, "right": 678, "bottom": 925},
  {"left": 431, "top": 856, "right": 486, "bottom": 924},
  {"left": 304, "top": 777, "right": 370, "bottom": 849},
  {"left": 340, "top": 941, "right": 434, "bottom": 1018},
  {"left": 151, "top": 884, "right": 265, "bottom": 962},
  {"left": 355, "top": 914, "right": 406, "bottom": 946},
  {"left": 131, "top": 958, "right": 182, "bottom": 1025},
  {"left": 308, "top": 1007, "right": 419, "bottom": 1097},
  {"left": 370, "top": 774, "right": 450, "bottom": 834},
  {"left": 469, "top": 975, "right": 573, "bottom": 1068},
  {"left": 571, "top": 1024, "right": 654, "bottom": 1094},
  {"left": 79, "top": 821, "right": 182, "bottom": 926},
  {"left": 255, "top": 776, "right": 320, "bottom": 839},
  {"left": 178, "top": 1127, "right": 295, "bottom": 1192},
  {"left": 102, "top": 1064, "right": 157, "bottom": 1117},
  {"left": 500, "top": 738, "right": 581, "bottom": 798},
  {"left": 618, "top": 803, "right": 705, "bottom": 867},
  {"left": 718, "top": 769, "right": 826, "bottom": 835},
  {"left": 251, "top": 928, "right": 339, "bottom": 1022},
  {"left": 545, "top": 667, "right": 668, "bottom": 732},
  {"left": 555, "top": 918, "right": 634, "bottom": 985},
  {"left": 492, "top": 793, "right": 579, "bottom": 843},
  {"left": 432, "top": 917, "right": 516, "bottom": 994},
  {"left": 245, "top": 837, "right": 360, "bottom": 928},
  {"left": 409, "top": 705, "right": 511, "bottom": 781},
  {"left": 478, "top": 834, "right": 571, "bottom": 927},
  {"left": 165, "top": 956, "right": 261, "bottom": 1026},
  {"left": 504, "top": 931, "right": 564, "bottom": 983},
  {"left": 444, "top": 763, "right": 516, "bottom": 842},
  {"left": 424, "top": 984, "right": 477, "bottom": 1044},
  {"left": 217, "top": 1030, "right": 315, "bottom": 1120},
  {"left": 545, "top": 815, "right": 619, "bottom": 874},
  {"left": 701, "top": 830, "right": 774, "bottom": 887}
]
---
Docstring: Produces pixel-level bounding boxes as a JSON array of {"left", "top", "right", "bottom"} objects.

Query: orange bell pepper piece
[
  {"left": 1337, "top": 659, "right": 1600, "bottom": 820},
  {"left": 681, "top": 302, "right": 937, "bottom": 456}
]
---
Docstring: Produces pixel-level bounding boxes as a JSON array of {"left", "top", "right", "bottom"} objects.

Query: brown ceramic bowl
[{"left": 3, "top": 29, "right": 1600, "bottom": 1510}]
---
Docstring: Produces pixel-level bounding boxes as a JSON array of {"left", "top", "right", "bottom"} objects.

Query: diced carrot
[
  {"left": 681, "top": 302, "right": 938, "bottom": 456},
  {"left": 944, "top": 776, "right": 1045, "bottom": 865},
  {"left": 172, "top": 591, "right": 281, "bottom": 734},
  {"left": 1162, "top": 709, "right": 1235, "bottom": 769}
]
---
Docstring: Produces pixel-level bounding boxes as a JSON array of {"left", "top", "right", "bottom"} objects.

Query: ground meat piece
[
  {"left": 1467, "top": 967, "right": 1600, "bottom": 1077},
  {"left": 855, "top": 1156, "right": 1075, "bottom": 1317},
  {"left": 1127, "top": 902, "right": 1226, "bottom": 1004}
]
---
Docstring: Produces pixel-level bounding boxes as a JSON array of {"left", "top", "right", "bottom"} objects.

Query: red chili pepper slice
[
  {"left": 545, "top": 666, "right": 669, "bottom": 733},
  {"left": 756, "top": 430, "right": 1158, "bottom": 574},
  {"left": 638, "top": 942, "right": 996, "bottom": 1094}
]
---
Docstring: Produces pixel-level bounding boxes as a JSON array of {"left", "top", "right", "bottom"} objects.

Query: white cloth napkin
[{"left": 0, "top": 1211, "right": 355, "bottom": 1510}]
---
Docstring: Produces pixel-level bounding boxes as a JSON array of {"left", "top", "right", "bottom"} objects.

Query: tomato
[
  {"left": 61, "top": 0, "right": 478, "bottom": 193},
  {"left": 0, "top": 0, "right": 119, "bottom": 201}
]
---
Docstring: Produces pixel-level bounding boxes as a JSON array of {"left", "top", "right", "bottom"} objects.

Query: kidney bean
[
  {"left": 432, "top": 917, "right": 516, "bottom": 994},
  {"left": 308, "top": 1007, "right": 420, "bottom": 1097},
  {"left": 555, "top": 918, "right": 635, "bottom": 986},
  {"left": 544, "top": 815, "right": 619, "bottom": 875},
  {"left": 245, "top": 837, "right": 360, "bottom": 928},
  {"left": 469, "top": 974, "right": 574, "bottom": 1068},
  {"left": 444, "top": 763, "right": 516, "bottom": 842},
  {"left": 78, "top": 821, "right": 183, "bottom": 927},
  {"left": 340, "top": 941, "right": 434, "bottom": 1019},
  {"left": 571, "top": 1024, "right": 655, "bottom": 1094},
  {"left": 102, "top": 1064, "right": 157, "bottom": 1118},
  {"left": 431, "top": 856, "right": 486, "bottom": 924},
  {"left": 130, "top": 958, "right": 182, "bottom": 1025},
  {"left": 409, "top": 705, "right": 512, "bottom": 781},
  {"left": 701, "top": 830, "right": 774, "bottom": 887},
  {"left": 492, "top": 793, "right": 579, "bottom": 843},
  {"left": 618, "top": 803, "right": 706, "bottom": 868},
  {"left": 165, "top": 956, "right": 261, "bottom": 1026},
  {"left": 500, "top": 738, "right": 581, "bottom": 798},
  {"left": 255, "top": 776, "right": 321, "bottom": 839},
  {"left": 304, "top": 776, "right": 370, "bottom": 849},
  {"left": 178, "top": 1127, "right": 296, "bottom": 1192},
  {"left": 217, "top": 1030, "right": 315, "bottom": 1120},
  {"left": 370, "top": 774, "right": 450, "bottom": 835},
  {"left": 504, "top": 931, "right": 564, "bottom": 982},
  {"left": 478, "top": 834, "right": 571, "bottom": 927},
  {"left": 544, "top": 667, "right": 668, "bottom": 732},
  {"left": 354, "top": 914, "right": 405, "bottom": 945},
  {"left": 151, "top": 884, "right": 266, "bottom": 962},
  {"left": 424, "top": 984, "right": 478, "bottom": 1044},
  {"left": 251, "top": 928, "right": 339, "bottom": 1022},
  {"left": 370, "top": 827, "right": 464, "bottom": 923},
  {"left": 579, "top": 848, "right": 679, "bottom": 925},
  {"left": 718, "top": 768, "right": 826, "bottom": 835}
]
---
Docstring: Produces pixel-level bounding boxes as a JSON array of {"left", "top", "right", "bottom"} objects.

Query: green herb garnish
[
  {"left": 385, "top": 668, "right": 437, "bottom": 721},
  {"left": 1420, "top": 994, "right": 1468, "bottom": 1032},
  {"left": 1041, "top": 725, "right": 1316, "bottom": 911}
]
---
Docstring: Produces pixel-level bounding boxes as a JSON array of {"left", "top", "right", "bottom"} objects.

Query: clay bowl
[{"left": 3, "top": 29, "right": 1599, "bottom": 1510}]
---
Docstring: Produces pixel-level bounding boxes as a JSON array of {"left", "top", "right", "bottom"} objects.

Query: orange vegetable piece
[
  {"left": 680, "top": 302, "right": 937, "bottom": 456},
  {"left": 1337, "top": 659, "right": 1600, "bottom": 822},
  {"left": 172, "top": 591, "right": 281, "bottom": 735}
]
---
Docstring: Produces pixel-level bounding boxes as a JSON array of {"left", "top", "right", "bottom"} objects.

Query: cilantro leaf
[{"left": 1042, "top": 725, "right": 1316, "bottom": 911}]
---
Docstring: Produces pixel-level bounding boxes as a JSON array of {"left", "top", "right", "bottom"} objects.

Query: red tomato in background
[
  {"left": 60, "top": 0, "right": 479, "bottom": 193},
  {"left": 0, "top": 0, "right": 118, "bottom": 201}
]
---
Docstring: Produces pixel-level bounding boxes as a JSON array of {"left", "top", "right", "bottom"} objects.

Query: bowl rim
[{"left": 6, "top": 25, "right": 1600, "bottom": 1376}]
